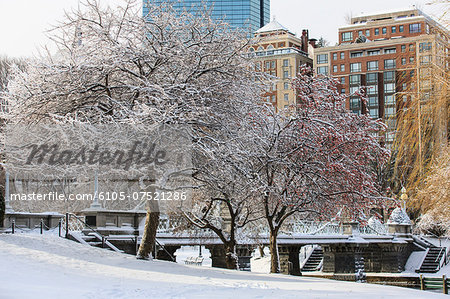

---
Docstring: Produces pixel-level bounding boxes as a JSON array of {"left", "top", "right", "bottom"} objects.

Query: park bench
[
  {"left": 184, "top": 256, "right": 204, "bottom": 266},
  {"left": 420, "top": 274, "right": 449, "bottom": 294}
]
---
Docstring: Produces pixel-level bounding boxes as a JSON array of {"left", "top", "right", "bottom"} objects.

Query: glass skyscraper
[{"left": 144, "top": 0, "right": 270, "bottom": 33}]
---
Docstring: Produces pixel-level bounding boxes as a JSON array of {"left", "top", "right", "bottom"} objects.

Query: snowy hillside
[{"left": 0, "top": 234, "right": 446, "bottom": 299}]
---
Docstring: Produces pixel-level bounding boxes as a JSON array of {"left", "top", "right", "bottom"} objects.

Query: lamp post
[{"left": 400, "top": 187, "right": 408, "bottom": 210}]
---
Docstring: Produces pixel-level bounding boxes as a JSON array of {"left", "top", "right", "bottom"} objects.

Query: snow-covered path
[{"left": 0, "top": 234, "right": 446, "bottom": 299}]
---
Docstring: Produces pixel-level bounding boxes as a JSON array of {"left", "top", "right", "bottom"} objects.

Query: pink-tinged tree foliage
[{"left": 251, "top": 66, "right": 391, "bottom": 273}]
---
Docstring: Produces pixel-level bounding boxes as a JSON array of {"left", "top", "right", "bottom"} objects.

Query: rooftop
[{"left": 255, "top": 17, "right": 293, "bottom": 34}]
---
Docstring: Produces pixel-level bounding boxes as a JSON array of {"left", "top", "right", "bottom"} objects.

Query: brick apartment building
[
  {"left": 249, "top": 19, "right": 313, "bottom": 111},
  {"left": 313, "top": 7, "right": 449, "bottom": 146}
]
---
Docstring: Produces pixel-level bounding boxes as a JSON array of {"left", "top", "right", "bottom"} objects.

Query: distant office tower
[{"left": 143, "top": 0, "right": 270, "bottom": 32}]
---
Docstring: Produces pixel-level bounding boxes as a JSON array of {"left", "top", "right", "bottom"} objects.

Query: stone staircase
[
  {"left": 67, "top": 230, "right": 124, "bottom": 253},
  {"left": 416, "top": 246, "right": 446, "bottom": 273},
  {"left": 301, "top": 246, "right": 323, "bottom": 272}
]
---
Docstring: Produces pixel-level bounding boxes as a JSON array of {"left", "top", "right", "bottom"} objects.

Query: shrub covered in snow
[{"left": 416, "top": 213, "right": 450, "bottom": 237}]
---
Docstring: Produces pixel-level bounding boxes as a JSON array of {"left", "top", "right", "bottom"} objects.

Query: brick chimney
[{"left": 301, "top": 29, "right": 309, "bottom": 53}]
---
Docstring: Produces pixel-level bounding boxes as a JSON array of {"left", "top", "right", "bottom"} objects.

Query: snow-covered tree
[
  {"left": 249, "top": 67, "right": 390, "bottom": 273},
  {"left": 1, "top": 0, "right": 263, "bottom": 260},
  {"left": 415, "top": 148, "right": 450, "bottom": 237}
]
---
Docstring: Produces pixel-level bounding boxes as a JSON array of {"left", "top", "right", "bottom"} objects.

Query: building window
[
  {"left": 384, "top": 59, "right": 396, "bottom": 69},
  {"left": 283, "top": 59, "right": 289, "bottom": 67},
  {"left": 350, "top": 86, "right": 359, "bottom": 94},
  {"left": 340, "top": 77, "right": 345, "bottom": 84},
  {"left": 284, "top": 94, "right": 289, "bottom": 101},
  {"left": 384, "top": 71, "right": 395, "bottom": 82},
  {"left": 283, "top": 70, "right": 290, "bottom": 78},
  {"left": 409, "top": 23, "right": 421, "bottom": 33},
  {"left": 368, "top": 96, "right": 378, "bottom": 106},
  {"left": 419, "top": 42, "right": 432, "bottom": 52},
  {"left": 367, "top": 49, "right": 380, "bottom": 56},
  {"left": 333, "top": 65, "right": 338, "bottom": 73},
  {"left": 367, "top": 61, "right": 379, "bottom": 71},
  {"left": 374, "top": 28, "right": 379, "bottom": 35},
  {"left": 271, "top": 95, "right": 276, "bottom": 102},
  {"left": 401, "top": 45, "right": 406, "bottom": 52},
  {"left": 350, "top": 52, "right": 363, "bottom": 58},
  {"left": 384, "top": 83, "right": 395, "bottom": 93},
  {"left": 350, "top": 98, "right": 360, "bottom": 110},
  {"left": 349, "top": 74, "right": 361, "bottom": 85},
  {"left": 366, "top": 73, "right": 378, "bottom": 84},
  {"left": 317, "top": 66, "right": 328, "bottom": 75},
  {"left": 342, "top": 32, "right": 353, "bottom": 42},
  {"left": 391, "top": 26, "right": 396, "bottom": 33},
  {"left": 420, "top": 55, "right": 431, "bottom": 65},
  {"left": 399, "top": 25, "right": 404, "bottom": 32},
  {"left": 367, "top": 85, "right": 378, "bottom": 95},
  {"left": 382, "top": 27, "right": 387, "bottom": 34},
  {"left": 409, "top": 56, "right": 415, "bottom": 63},
  {"left": 341, "top": 88, "right": 346, "bottom": 94},
  {"left": 410, "top": 70, "right": 415, "bottom": 77},
  {"left": 358, "top": 30, "right": 363, "bottom": 36},
  {"left": 385, "top": 106, "right": 396, "bottom": 117},
  {"left": 409, "top": 44, "right": 414, "bottom": 51},
  {"left": 401, "top": 57, "right": 406, "bottom": 65},
  {"left": 384, "top": 48, "right": 396, "bottom": 54},
  {"left": 385, "top": 94, "right": 395, "bottom": 105},
  {"left": 317, "top": 54, "right": 328, "bottom": 64},
  {"left": 284, "top": 82, "right": 289, "bottom": 90},
  {"left": 332, "top": 53, "right": 338, "bottom": 60},
  {"left": 340, "top": 64, "right": 345, "bottom": 72},
  {"left": 340, "top": 52, "right": 345, "bottom": 59},
  {"left": 265, "top": 61, "right": 270, "bottom": 69},
  {"left": 271, "top": 61, "right": 276, "bottom": 68},
  {"left": 350, "top": 62, "right": 361, "bottom": 73},
  {"left": 365, "top": 29, "right": 370, "bottom": 36},
  {"left": 369, "top": 108, "right": 379, "bottom": 118}
]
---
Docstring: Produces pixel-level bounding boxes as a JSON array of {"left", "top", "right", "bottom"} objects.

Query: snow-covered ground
[{"left": 0, "top": 234, "right": 447, "bottom": 299}]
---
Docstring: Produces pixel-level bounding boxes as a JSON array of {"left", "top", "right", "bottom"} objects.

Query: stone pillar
[
  {"left": 236, "top": 245, "right": 254, "bottom": 271},
  {"left": 206, "top": 245, "right": 227, "bottom": 269},
  {"left": 156, "top": 245, "right": 181, "bottom": 262},
  {"left": 341, "top": 222, "right": 359, "bottom": 235},
  {"left": 278, "top": 245, "right": 301, "bottom": 275},
  {"left": 387, "top": 223, "right": 412, "bottom": 237}
]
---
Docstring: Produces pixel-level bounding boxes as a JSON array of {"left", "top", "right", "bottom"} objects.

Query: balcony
[{"left": 249, "top": 47, "right": 308, "bottom": 58}]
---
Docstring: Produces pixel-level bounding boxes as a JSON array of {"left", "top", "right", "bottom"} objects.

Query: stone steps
[
  {"left": 416, "top": 247, "right": 445, "bottom": 273},
  {"left": 302, "top": 247, "right": 323, "bottom": 272}
]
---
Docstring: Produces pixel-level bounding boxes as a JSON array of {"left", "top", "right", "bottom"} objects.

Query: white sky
[{"left": 0, "top": 0, "right": 447, "bottom": 58}]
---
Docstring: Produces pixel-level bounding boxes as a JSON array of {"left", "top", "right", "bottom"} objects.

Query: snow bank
[{"left": 0, "top": 234, "right": 446, "bottom": 298}]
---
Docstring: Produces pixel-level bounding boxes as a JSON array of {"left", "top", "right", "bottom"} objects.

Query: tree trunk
[
  {"left": 225, "top": 242, "right": 238, "bottom": 270},
  {"left": 137, "top": 183, "right": 160, "bottom": 260},
  {"left": 137, "top": 210, "right": 160, "bottom": 259},
  {"left": 269, "top": 230, "right": 280, "bottom": 273},
  {"left": 258, "top": 245, "right": 265, "bottom": 257}
]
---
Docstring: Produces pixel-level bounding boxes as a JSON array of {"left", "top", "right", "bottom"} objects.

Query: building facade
[
  {"left": 250, "top": 19, "right": 313, "bottom": 111},
  {"left": 313, "top": 8, "right": 448, "bottom": 145},
  {"left": 143, "top": 0, "right": 270, "bottom": 33}
]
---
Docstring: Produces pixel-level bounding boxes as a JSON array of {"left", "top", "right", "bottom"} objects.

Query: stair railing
[{"left": 438, "top": 247, "right": 449, "bottom": 271}]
